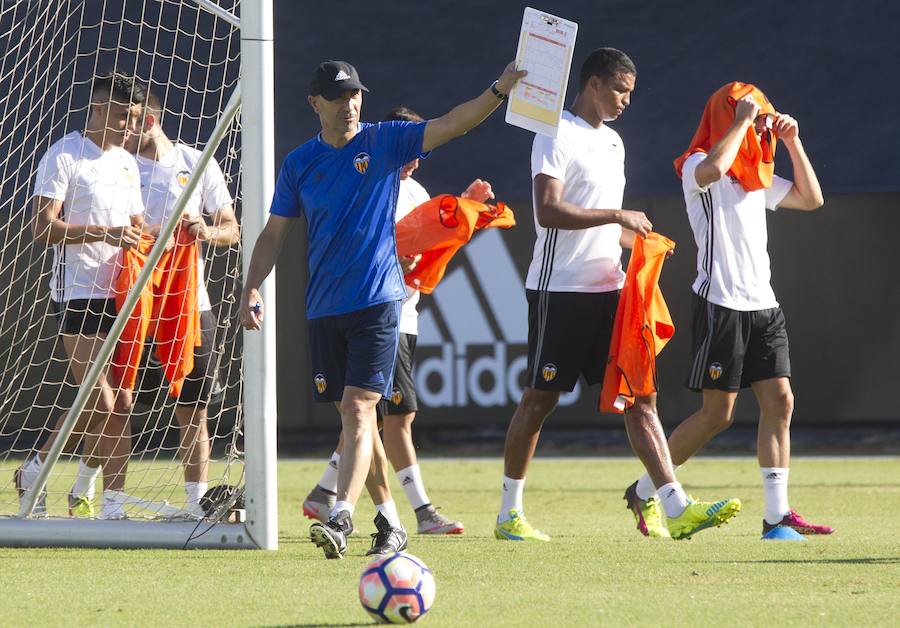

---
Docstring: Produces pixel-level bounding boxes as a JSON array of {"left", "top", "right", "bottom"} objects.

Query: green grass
[{"left": 1, "top": 457, "right": 898, "bottom": 627}]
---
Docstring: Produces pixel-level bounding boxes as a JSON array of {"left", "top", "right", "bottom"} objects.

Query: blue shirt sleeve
[
  {"left": 378, "top": 121, "right": 427, "bottom": 170},
  {"left": 269, "top": 157, "right": 303, "bottom": 217}
]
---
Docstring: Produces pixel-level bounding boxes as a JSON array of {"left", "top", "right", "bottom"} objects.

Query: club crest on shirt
[
  {"left": 120, "top": 167, "right": 133, "bottom": 184},
  {"left": 314, "top": 373, "right": 327, "bottom": 394},
  {"left": 176, "top": 170, "right": 191, "bottom": 187},
  {"left": 352, "top": 152, "right": 370, "bottom": 174},
  {"left": 391, "top": 387, "right": 403, "bottom": 406},
  {"left": 542, "top": 363, "right": 558, "bottom": 382},
  {"left": 708, "top": 362, "right": 724, "bottom": 381}
]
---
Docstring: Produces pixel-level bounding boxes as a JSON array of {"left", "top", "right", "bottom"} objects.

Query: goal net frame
[{"left": 0, "top": 0, "right": 277, "bottom": 550}]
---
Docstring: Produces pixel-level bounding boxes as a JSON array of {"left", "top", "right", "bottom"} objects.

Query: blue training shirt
[{"left": 270, "top": 121, "right": 426, "bottom": 319}]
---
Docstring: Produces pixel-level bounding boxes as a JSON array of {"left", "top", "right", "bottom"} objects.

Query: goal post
[
  {"left": 0, "top": 0, "right": 277, "bottom": 549},
  {"left": 238, "top": 0, "right": 278, "bottom": 552}
]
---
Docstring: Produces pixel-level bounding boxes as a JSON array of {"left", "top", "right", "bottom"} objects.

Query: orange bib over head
[{"left": 673, "top": 82, "right": 777, "bottom": 192}]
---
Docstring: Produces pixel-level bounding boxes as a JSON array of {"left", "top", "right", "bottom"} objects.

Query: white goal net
[{"left": 0, "top": 0, "right": 267, "bottom": 548}]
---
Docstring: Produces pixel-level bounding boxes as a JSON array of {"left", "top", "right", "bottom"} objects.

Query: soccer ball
[{"left": 359, "top": 552, "right": 435, "bottom": 624}]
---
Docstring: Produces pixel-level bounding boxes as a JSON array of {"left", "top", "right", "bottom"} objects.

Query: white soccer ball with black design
[{"left": 358, "top": 552, "right": 435, "bottom": 624}]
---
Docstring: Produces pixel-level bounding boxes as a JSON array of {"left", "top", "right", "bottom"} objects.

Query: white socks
[
  {"left": 100, "top": 490, "right": 126, "bottom": 520},
  {"left": 761, "top": 467, "right": 790, "bottom": 525},
  {"left": 332, "top": 500, "right": 355, "bottom": 519},
  {"left": 375, "top": 499, "right": 403, "bottom": 529},
  {"left": 185, "top": 481, "right": 208, "bottom": 507},
  {"left": 396, "top": 464, "right": 430, "bottom": 510},
  {"left": 318, "top": 452, "right": 340, "bottom": 493},
  {"left": 657, "top": 481, "right": 690, "bottom": 518},
  {"left": 21, "top": 454, "right": 43, "bottom": 487},
  {"left": 635, "top": 473, "right": 657, "bottom": 501},
  {"left": 71, "top": 459, "right": 100, "bottom": 500},
  {"left": 499, "top": 476, "right": 525, "bottom": 522}
]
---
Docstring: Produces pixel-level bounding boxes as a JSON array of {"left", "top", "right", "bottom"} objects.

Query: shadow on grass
[
  {"left": 262, "top": 624, "right": 371, "bottom": 627},
  {"left": 718, "top": 557, "right": 900, "bottom": 565}
]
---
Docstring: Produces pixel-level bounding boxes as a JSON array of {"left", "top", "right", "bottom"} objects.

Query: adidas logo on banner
[
  {"left": 334, "top": 70, "right": 351, "bottom": 81},
  {"left": 414, "top": 230, "right": 580, "bottom": 409}
]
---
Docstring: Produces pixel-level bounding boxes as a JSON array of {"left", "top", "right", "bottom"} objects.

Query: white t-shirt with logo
[
  {"left": 681, "top": 152, "right": 793, "bottom": 311},
  {"left": 32, "top": 132, "right": 144, "bottom": 302},
  {"left": 136, "top": 143, "right": 233, "bottom": 312},
  {"left": 395, "top": 176, "right": 430, "bottom": 335},
  {"left": 526, "top": 111, "right": 627, "bottom": 293}
]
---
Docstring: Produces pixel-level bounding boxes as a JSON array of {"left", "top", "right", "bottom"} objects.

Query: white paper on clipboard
[{"left": 505, "top": 7, "right": 578, "bottom": 138}]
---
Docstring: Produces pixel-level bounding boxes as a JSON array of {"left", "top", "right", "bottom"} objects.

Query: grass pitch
[{"left": 1, "top": 456, "right": 898, "bottom": 627}]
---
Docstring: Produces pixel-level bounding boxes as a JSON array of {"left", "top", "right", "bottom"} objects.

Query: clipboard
[{"left": 505, "top": 7, "right": 578, "bottom": 138}]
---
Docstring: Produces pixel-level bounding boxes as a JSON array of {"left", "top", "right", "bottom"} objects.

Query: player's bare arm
[
  {"left": 533, "top": 174, "right": 652, "bottom": 235},
  {"left": 182, "top": 204, "right": 240, "bottom": 245},
  {"left": 772, "top": 114, "right": 824, "bottom": 211},
  {"left": 32, "top": 195, "right": 141, "bottom": 249},
  {"left": 694, "top": 96, "right": 759, "bottom": 188},
  {"left": 239, "top": 213, "right": 292, "bottom": 330},
  {"left": 421, "top": 63, "right": 527, "bottom": 152}
]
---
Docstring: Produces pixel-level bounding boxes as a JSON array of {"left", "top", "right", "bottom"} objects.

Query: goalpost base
[{"left": 0, "top": 518, "right": 259, "bottom": 549}]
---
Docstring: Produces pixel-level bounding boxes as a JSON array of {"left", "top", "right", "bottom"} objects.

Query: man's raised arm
[{"left": 422, "top": 63, "right": 527, "bottom": 153}]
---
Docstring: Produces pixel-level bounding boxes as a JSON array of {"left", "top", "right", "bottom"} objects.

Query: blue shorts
[{"left": 307, "top": 300, "right": 401, "bottom": 402}]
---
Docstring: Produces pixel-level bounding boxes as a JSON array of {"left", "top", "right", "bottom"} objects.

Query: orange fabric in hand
[
  {"left": 113, "top": 229, "right": 200, "bottom": 397},
  {"left": 396, "top": 195, "right": 516, "bottom": 294},
  {"left": 673, "top": 82, "right": 777, "bottom": 192},
  {"left": 600, "top": 232, "right": 676, "bottom": 414}
]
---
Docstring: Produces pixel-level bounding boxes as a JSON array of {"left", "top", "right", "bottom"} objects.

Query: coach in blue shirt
[{"left": 240, "top": 59, "right": 525, "bottom": 559}]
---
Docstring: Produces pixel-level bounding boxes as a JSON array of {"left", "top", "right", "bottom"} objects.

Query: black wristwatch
[{"left": 490, "top": 80, "right": 508, "bottom": 101}]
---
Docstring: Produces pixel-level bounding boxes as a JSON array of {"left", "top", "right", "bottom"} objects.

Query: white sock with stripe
[
  {"left": 658, "top": 481, "right": 689, "bottom": 518},
  {"left": 635, "top": 472, "right": 657, "bottom": 501},
  {"left": 499, "top": 476, "right": 525, "bottom": 522},
  {"left": 396, "top": 464, "right": 430, "bottom": 510},
  {"left": 375, "top": 499, "right": 403, "bottom": 530},
  {"left": 317, "top": 451, "right": 340, "bottom": 493},
  {"left": 761, "top": 467, "right": 790, "bottom": 525}
]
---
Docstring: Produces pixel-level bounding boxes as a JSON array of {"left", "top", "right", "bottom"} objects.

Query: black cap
[{"left": 309, "top": 60, "right": 369, "bottom": 100}]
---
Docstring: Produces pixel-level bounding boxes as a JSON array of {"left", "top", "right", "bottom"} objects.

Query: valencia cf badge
[
  {"left": 314, "top": 373, "right": 327, "bottom": 394},
  {"left": 542, "top": 363, "right": 558, "bottom": 382},
  {"left": 176, "top": 170, "right": 191, "bottom": 187},
  {"left": 353, "top": 152, "right": 370, "bottom": 174},
  {"left": 391, "top": 388, "right": 403, "bottom": 406},
  {"left": 708, "top": 362, "right": 723, "bottom": 381}
]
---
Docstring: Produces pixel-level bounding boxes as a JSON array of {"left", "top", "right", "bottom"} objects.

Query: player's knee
[
  {"left": 699, "top": 405, "right": 734, "bottom": 432},
  {"left": 384, "top": 414, "right": 414, "bottom": 437},
  {"left": 766, "top": 389, "right": 794, "bottom": 423},
  {"left": 521, "top": 388, "right": 559, "bottom": 419},
  {"left": 92, "top": 387, "right": 117, "bottom": 416},
  {"left": 113, "top": 389, "right": 133, "bottom": 414}
]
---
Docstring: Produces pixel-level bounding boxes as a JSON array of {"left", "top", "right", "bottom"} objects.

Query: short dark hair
[
  {"left": 144, "top": 88, "right": 163, "bottom": 116},
  {"left": 383, "top": 106, "right": 424, "bottom": 123},
  {"left": 91, "top": 72, "right": 148, "bottom": 106},
  {"left": 579, "top": 48, "right": 636, "bottom": 90}
]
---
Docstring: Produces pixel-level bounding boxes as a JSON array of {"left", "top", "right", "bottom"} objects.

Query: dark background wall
[{"left": 270, "top": 1, "right": 899, "bottom": 437}]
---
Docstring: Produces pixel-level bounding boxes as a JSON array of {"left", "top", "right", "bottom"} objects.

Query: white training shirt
[
  {"left": 681, "top": 152, "right": 793, "bottom": 311},
  {"left": 32, "top": 132, "right": 144, "bottom": 302},
  {"left": 136, "top": 143, "right": 233, "bottom": 312},
  {"left": 526, "top": 111, "right": 626, "bottom": 293},
  {"left": 395, "top": 176, "right": 430, "bottom": 335}
]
